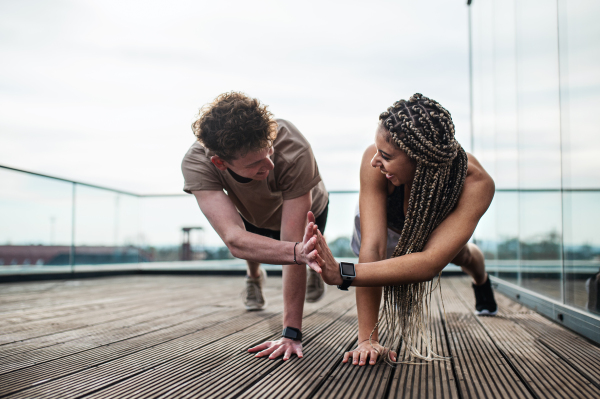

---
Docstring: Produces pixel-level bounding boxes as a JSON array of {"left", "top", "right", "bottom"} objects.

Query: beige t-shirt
[{"left": 181, "top": 119, "right": 328, "bottom": 231}]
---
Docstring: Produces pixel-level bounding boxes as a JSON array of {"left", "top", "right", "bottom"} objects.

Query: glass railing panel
[
  {"left": 494, "top": 192, "right": 520, "bottom": 283},
  {"left": 139, "top": 192, "right": 360, "bottom": 263},
  {"left": 0, "top": 167, "right": 73, "bottom": 271},
  {"left": 470, "top": 0, "right": 496, "bottom": 180},
  {"left": 73, "top": 185, "right": 140, "bottom": 267},
  {"left": 519, "top": 191, "right": 563, "bottom": 301},
  {"left": 516, "top": 0, "right": 562, "bottom": 189},
  {"left": 563, "top": 191, "right": 600, "bottom": 315},
  {"left": 140, "top": 195, "right": 215, "bottom": 262},
  {"left": 472, "top": 189, "right": 498, "bottom": 271},
  {"left": 493, "top": 0, "right": 518, "bottom": 189},
  {"left": 323, "top": 192, "right": 359, "bottom": 258},
  {"left": 558, "top": 0, "right": 600, "bottom": 189}
]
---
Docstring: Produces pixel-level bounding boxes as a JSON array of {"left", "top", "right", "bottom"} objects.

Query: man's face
[{"left": 225, "top": 145, "right": 275, "bottom": 180}]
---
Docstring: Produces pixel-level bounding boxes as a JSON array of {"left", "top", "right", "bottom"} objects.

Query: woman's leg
[
  {"left": 451, "top": 243, "right": 487, "bottom": 285},
  {"left": 452, "top": 243, "right": 498, "bottom": 315}
]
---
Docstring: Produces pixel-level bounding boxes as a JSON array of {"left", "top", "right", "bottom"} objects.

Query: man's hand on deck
[
  {"left": 313, "top": 230, "right": 343, "bottom": 285},
  {"left": 343, "top": 340, "right": 397, "bottom": 366},
  {"left": 248, "top": 338, "right": 303, "bottom": 360}
]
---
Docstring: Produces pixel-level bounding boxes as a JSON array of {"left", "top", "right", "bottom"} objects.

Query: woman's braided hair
[{"left": 376, "top": 93, "right": 468, "bottom": 363}]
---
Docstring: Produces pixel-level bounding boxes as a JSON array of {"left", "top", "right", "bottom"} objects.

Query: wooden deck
[{"left": 0, "top": 274, "right": 599, "bottom": 398}]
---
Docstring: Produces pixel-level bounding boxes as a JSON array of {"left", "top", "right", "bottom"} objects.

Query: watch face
[
  {"left": 285, "top": 328, "right": 298, "bottom": 339},
  {"left": 341, "top": 262, "right": 355, "bottom": 276}
]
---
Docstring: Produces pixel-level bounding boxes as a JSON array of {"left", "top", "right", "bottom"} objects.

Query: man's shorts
[{"left": 241, "top": 201, "right": 328, "bottom": 240}]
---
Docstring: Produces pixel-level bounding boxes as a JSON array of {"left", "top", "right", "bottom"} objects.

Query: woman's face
[{"left": 371, "top": 124, "right": 416, "bottom": 186}]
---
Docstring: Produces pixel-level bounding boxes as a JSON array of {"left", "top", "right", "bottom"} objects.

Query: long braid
[{"left": 376, "top": 93, "right": 468, "bottom": 363}]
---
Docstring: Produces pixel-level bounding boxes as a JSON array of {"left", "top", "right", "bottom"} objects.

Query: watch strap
[{"left": 337, "top": 278, "right": 353, "bottom": 291}]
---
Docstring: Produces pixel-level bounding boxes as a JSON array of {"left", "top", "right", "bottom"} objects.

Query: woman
[{"left": 310, "top": 93, "right": 497, "bottom": 366}]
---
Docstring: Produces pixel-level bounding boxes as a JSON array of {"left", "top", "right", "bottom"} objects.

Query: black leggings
[{"left": 241, "top": 201, "right": 329, "bottom": 240}]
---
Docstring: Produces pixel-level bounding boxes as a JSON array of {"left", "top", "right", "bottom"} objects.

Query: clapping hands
[{"left": 303, "top": 212, "right": 342, "bottom": 286}]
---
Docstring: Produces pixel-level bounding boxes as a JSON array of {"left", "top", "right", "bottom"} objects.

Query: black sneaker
[{"left": 473, "top": 276, "right": 498, "bottom": 316}]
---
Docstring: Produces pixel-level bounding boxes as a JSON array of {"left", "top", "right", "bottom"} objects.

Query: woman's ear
[{"left": 210, "top": 155, "right": 228, "bottom": 171}]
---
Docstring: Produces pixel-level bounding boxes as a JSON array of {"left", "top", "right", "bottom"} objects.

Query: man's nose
[{"left": 265, "top": 157, "right": 275, "bottom": 170}]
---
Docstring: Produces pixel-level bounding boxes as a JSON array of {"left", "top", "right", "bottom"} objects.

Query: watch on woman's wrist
[{"left": 338, "top": 262, "right": 356, "bottom": 291}]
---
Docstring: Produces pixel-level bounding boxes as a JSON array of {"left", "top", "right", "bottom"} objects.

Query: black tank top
[{"left": 387, "top": 184, "right": 405, "bottom": 233}]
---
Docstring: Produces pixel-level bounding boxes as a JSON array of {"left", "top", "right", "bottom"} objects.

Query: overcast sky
[{"left": 0, "top": 0, "right": 471, "bottom": 194}]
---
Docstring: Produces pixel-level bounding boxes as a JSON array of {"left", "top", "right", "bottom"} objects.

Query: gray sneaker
[
  {"left": 306, "top": 267, "right": 326, "bottom": 303},
  {"left": 243, "top": 267, "right": 267, "bottom": 311}
]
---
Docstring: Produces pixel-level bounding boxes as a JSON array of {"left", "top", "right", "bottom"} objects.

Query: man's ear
[{"left": 210, "top": 155, "right": 229, "bottom": 171}]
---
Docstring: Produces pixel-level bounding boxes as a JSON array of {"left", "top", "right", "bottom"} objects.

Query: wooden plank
[
  {"left": 0, "top": 277, "right": 243, "bottom": 344},
  {"left": 0, "top": 280, "right": 243, "bottom": 359},
  {"left": 449, "top": 277, "right": 600, "bottom": 399},
  {"left": 0, "top": 283, "right": 285, "bottom": 398},
  {"left": 512, "top": 313, "right": 600, "bottom": 389},
  {"left": 0, "top": 299, "right": 243, "bottom": 374},
  {"left": 229, "top": 304, "right": 358, "bottom": 399},
  {"left": 2, "top": 275, "right": 598, "bottom": 399},
  {"left": 308, "top": 313, "right": 394, "bottom": 398},
  {"left": 0, "top": 276, "right": 236, "bottom": 329},
  {"left": 0, "top": 278, "right": 347, "bottom": 398},
  {"left": 442, "top": 278, "right": 533, "bottom": 399},
  {"left": 386, "top": 289, "right": 458, "bottom": 399},
  {"left": 84, "top": 290, "right": 352, "bottom": 399}
]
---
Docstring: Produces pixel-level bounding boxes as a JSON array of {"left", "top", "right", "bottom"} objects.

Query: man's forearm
[
  {"left": 227, "top": 230, "right": 300, "bottom": 266},
  {"left": 280, "top": 228, "right": 307, "bottom": 332}
]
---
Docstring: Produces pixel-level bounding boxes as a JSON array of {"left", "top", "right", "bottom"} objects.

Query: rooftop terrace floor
[{"left": 0, "top": 274, "right": 599, "bottom": 399}]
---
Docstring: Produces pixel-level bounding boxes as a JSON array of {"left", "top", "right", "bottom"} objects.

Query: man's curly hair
[{"left": 192, "top": 92, "right": 278, "bottom": 161}]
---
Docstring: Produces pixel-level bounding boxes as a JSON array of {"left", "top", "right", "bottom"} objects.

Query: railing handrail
[
  {"left": 3, "top": 163, "right": 600, "bottom": 197},
  {"left": 0, "top": 164, "right": 142, "bottom": 197}
]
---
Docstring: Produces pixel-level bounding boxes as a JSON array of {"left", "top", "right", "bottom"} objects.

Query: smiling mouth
[{"left": 380, "top": 169, "right": 394, "bottom": 179}]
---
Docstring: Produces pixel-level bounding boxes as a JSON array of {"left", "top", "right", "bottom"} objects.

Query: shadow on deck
[{"left": 0, "top": 275, "right": 599, "bottom": 398}]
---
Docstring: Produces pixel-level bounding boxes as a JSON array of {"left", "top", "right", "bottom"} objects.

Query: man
[{"left": 181, "top": 91, "right": 329, "bottom": 360}]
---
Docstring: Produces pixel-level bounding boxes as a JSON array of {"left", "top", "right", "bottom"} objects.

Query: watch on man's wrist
[
  {"left": 282, "top": 326, "right": 302, "bottom": 342},
  {"left": 337, "top": 262, "right": 356, "bottom": 291}
]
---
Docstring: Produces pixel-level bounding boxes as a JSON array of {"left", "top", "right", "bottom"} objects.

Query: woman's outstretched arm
[{"left": 314, "top": 154, "right": 495, "bottom": 288}]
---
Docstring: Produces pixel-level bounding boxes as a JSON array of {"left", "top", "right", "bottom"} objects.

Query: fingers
[
  {"left": 359, "top": 350, "right": 368, "bottom": 366},
  {"left": 352, "top": 350, "right": 360, "bottom": 365},
  {"left": 252, "top": 341, "right": 304, "bottom": 361},
  {"left": 369, "top": 350, "right": 378, "bottom": 365},
  {"left": 302, "top": 221, "right": 315, "bottom": 246},
  {"left": 254, "top": 344, "right": 278, "bottom": 358},
  {"left": 343, "top": 350, "right": 352, "bottom": 363},
  {"left": 248, "top": 341, "right": 271, "bottom": 353},
  {"left": 389, "top": 350, "right": 398, "bottom": 362},
  {"left": 268, "top": 345, "right": 288, "bottom": 360},
  {"left": 307, "top": 211, "right": 315, "bottom": 225}
]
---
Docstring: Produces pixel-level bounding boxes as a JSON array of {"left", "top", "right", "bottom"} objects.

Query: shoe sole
[
  {"left": 245, "top": 304, "right": 267, "bottom": 311},
  {"left": 475, "top": 309, "right": 498, "bottom": 316}
]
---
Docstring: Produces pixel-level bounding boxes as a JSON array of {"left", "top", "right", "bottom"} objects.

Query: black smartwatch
[
  {"left": 282, "top": 326, "right": 302, "bottom": 342},
  {"left": 337, "top": 262, "right": 356, "bottom": 291}
]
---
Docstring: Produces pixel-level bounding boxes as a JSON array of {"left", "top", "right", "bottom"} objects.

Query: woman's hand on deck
[
  {"left": 248, "top": 338, "right": 303, "bottom": 360},
  {"left": 313, "top": 230, "right": 343, "bottom": 285},
  {"left": 343, "top": 340, "right": 397, "bottom": 366}
]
